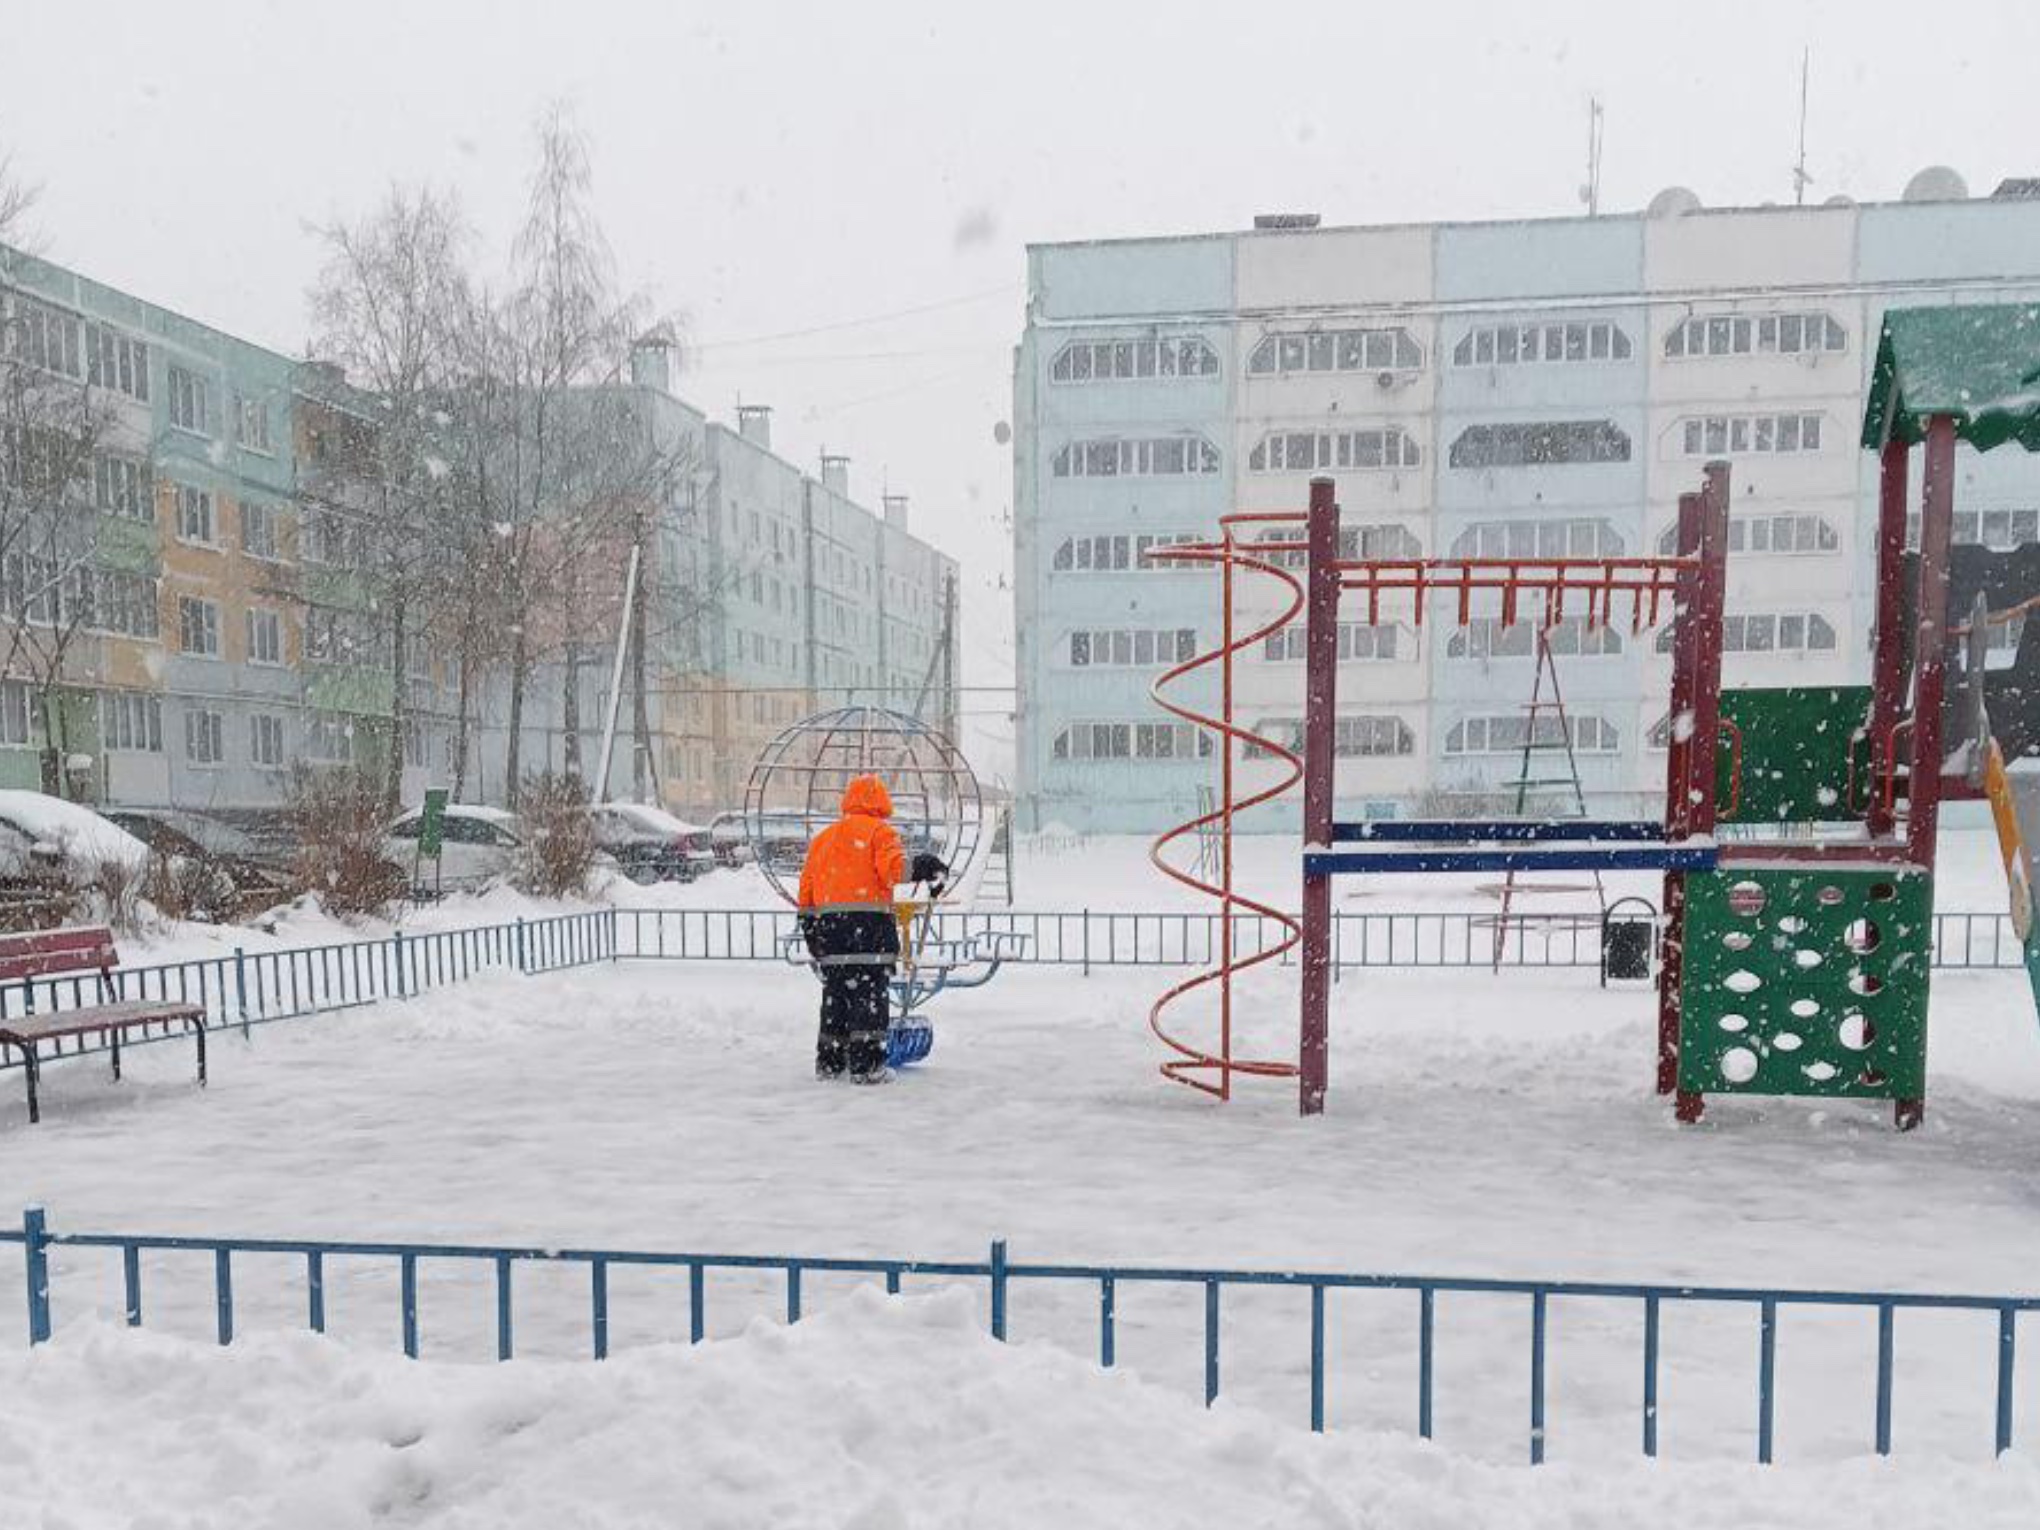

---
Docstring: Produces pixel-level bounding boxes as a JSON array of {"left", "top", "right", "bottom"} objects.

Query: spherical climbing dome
[{"left": 742, "top": 706, "right": 983, "bottom": 905}]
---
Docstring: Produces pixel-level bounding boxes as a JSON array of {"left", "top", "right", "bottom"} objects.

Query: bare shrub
[
  {"left": 141, "top": 850, "right": 238, "bottom": 924},
  {"left": 79, "top": 855, "right": 148, "bottom": 936},
  {"left": 514, "top": 772, "right": 597, "bottom": 899},
  {"left": 290, "top": 768, "right": 405, "bottom": 918}
]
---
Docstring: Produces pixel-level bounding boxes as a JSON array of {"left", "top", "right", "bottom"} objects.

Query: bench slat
[
  {"left": 0, "top": 925, "right": 120, "bottom": 984},
  {"left": 0, "top": 1001, "right": 204, "bottom": 1045}
]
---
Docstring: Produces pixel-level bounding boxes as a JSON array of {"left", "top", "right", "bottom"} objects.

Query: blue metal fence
[{"left": 6, "top": 1206, "right": 2029, "bottom": 1464}]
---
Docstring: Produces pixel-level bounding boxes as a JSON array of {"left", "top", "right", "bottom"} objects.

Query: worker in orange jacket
[{"left": 797, "top": 775, "right": 947, "bottom": 1082}]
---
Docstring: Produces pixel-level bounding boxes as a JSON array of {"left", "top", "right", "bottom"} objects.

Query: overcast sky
[{"left": 5, "top": 0, "right": 2037, "bottom": 778}]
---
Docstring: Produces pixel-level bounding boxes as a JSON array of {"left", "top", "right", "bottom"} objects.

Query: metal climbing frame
[
  {"left": 1145, "top": 512, "right": 1309, "bottom": 1099},
  {"left": 1298, "top": 468, "right": 1733, "bottom": 1116}
]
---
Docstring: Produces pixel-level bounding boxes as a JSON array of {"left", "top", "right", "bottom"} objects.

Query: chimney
[
  {"left": 629, "top": 330, "right": 676, "bottom": 394},
  {"left": 820, "top": 453, "right": 850, "bottom": 498},
  {"left": 737, "top": 404, "right": 773, "bottom": 449},
  {"left": 883, "top": 494, "right": 909, "bottom": 530}
]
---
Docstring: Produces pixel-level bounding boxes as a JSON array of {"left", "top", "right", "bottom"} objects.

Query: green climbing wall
[
  {"left": 1715, "top": 686, "right": 1874, "bottom": 825},
  {"left": 1677, "top": 866, "right": 1932, "bottom": 1102}
]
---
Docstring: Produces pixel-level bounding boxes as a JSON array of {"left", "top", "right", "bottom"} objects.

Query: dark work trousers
[{"left": 817, "top": 962, "right": 892, "bottom": 1078}]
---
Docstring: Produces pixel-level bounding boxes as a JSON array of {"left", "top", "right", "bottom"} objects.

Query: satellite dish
[
  {"left": 1646, "top": 186, "right": 1703, "bottom": 219},
  {"left": 1902, "top": 165, "right": 1969, "bottom": 203}
]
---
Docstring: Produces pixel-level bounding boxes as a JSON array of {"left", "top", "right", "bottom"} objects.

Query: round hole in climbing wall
[
  {"left": 1723, "top": 969, "right": 1763, "bottom": 994},
  {"left": 1860, "top": 1068, "right": 1889, "bottom": 1089},
  {"left": 1844, "top": 919, "right": 1882, "bottom": 955},
  {"left": 1775, "top": 1032, "right": 1804, "bottom": 1052},
  {"left": 1723, "top": 931, "right": 1753, "bottom": 952},
  {"left": 1721, "top": 1046, "right": 1760, "bottom": 1084},
  {"left": 1816, "top": 885, "right": 1847, "bottom": 907},
  {"left": 1848, "top": 971, "right": 1885, "bottom": 997},
  {"left": 1727, "top": 882, "right": 1768, "bottom": 917},
  {"left": 1790, "top": 997, "right": 1820, "bottom": 1020},
  {"left": 1777, "top": 915, "right": 1809, "bottom": 935},
  {"left": 1869, "top": 883, "right": 1898, "bottom": 903},
  {"left": 1838, "top": 1013, "right": 1877, "bottom": 1052},
  {"left": 1718, "top": 1013, "right": 1750, "bottom": 1034},
  {"left": 1804, "top": 1060, "right": 1840, "bottom": 1083},
  {"left": 1793, "top": 948, "right": 1823, "bottom": 970}
]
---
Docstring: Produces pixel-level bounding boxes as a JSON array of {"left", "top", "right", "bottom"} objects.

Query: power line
[{"left": 688, "top": 283, "right": 1022, "bottom": 353}]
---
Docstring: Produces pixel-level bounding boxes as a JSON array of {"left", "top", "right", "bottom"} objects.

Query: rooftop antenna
[
  {"left": 1791, "top": 48, "right": 1814, "bottom": 205},
  {"left": 1579, "top": 97, "right": 1605, "bottom": 216}
]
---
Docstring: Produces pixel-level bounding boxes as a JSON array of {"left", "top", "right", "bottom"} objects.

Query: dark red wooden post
[
  {"left": 1867, "top": 438, "right": 1912, "bottom": 838},
  {"left": 1655, "top": 490, "right": 1703, "bottom": 1096},
  {"left": 1298, "top": 476, "right": 1340, "bottom": 1116},
  {"left": 1907, "top": 416, "right": 1958, "bottom": 871},
  {"left": 1672, "top": 461, "right": 1732, "bottom": 1124}
]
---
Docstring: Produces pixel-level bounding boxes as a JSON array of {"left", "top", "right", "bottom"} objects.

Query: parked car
[
  {"left": 589, "top": 802, "right": 716, "bottom": 884},
  {"left": 0, "top": 790, "right": 154, "bottom": 927},
  {"left": 101, "top": 806, "right": 293, "bottom": 914},
  {"left": 383, "top": 803, "right": 524, "bottom": 894},
  {"left": 707, "top": 812, "right": 755, "bottom": 868}
]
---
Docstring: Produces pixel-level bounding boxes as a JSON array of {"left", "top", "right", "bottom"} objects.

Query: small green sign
[{"left": 417, "top": 788, "right": 450, "bottom": 859}]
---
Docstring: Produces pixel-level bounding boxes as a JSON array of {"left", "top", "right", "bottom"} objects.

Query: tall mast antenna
[
  {"left": 1579, "top": 97, "right": 1605, "bottom": 216},
  {"left": 1792, "top": 49, "right": 1814, "bottom": 205}
]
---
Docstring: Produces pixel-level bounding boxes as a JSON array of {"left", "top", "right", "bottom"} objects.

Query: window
[
  {"left": 1905, "top": 508, "right": 2040, "bottom": 551},
  {"left": 1247, "top": 427, "right": 1421, "bottom": 473},
  {"left": 1452, "top": 320, "right": 1633, "bottom": 367},
  {"left": 1448, "top": 421, "right": 1631, "bottom": 468},
  {"left": 245, "top": 607, "right": 282, "bottom": 665},
  {"left": 183, "top": 708, "right": 224, "bottom": 765},
  {"left": 1051, "top": 532, "right": 1201, "bottom": 572},
  {"left": 1245, "top": 715, "right": 1414, "bottom": 758},
  {"left": 303, "top": 508, "right": 367, "bottom": 567},
  {"left": 1, "top": 423, "right": 84, "bottom": 497},
  {"left": 1654, "top": 611, "right": 1839, "bottom": 655},
  {"left": 1445, "top": 714, "right": 1619, "bottom": 755},
  {"left": 1666, "top": 311, "right": 1847, "bottom": 358},
  {"left": 1050, "top": 435, "right": 1221, "bottom": 478},
  {"left": 304, "top": 711, "right": 356, "bottom": 764},
  {"left": 1263, "top": 622, "right": 1401, "bottom": 662},
  {"left": 85, "top": 324, "right": 150, "bottom": 400},
  {"left": 0, "top": 681, "right": 31, "bottom": 747},
  {"left": 100, "top": 692, "right": 162, "bottom": 753},
  {"left": 250, "top": 713, "right": 287, "bottom": 767},
  {"left": 1252, "top": 523, "right": 1422, "bottom": 568},
  {"left": 1450, "top": 519, "right": 1624, "bottom": 560},
  {"left": 88, "top": 570, "right": 160, "bottom": 639},
  {"left": 234, "top": 393, "right": 271, "bottom": 452},
  {"left": 175, "top": 485, "right": 215, "bottom": 544},
  {"left": 1068, "top": 628, "right": 1198, "bottom": 668},
  {"left": 93, "top": 453, "right": 151, "bottom": 521},
  {"left": 240, "top": 500, "right": 280, "bottom": 559},
  {"left": 1247, "top": 327, "right": 1423, "bottom": 376},
  {"left": 1658, "top": 513, "right": 1839, "bottom": 556},
  {"left": 1447, "top": 616, "right": 1622, "bottom": 659},
  {"left": 1051, "top": 335, "right": 1221, "bottom": 382},
  {"left": 178, "top": 596, "right": 220, "bottom": 657},
  {"left": 1676, "top": 413, "right": 1824, "bottom": 457},
  {"left": 1051, "top": 720, "right": 1214, "bottom": 761},
  {"left": 167, "top": 366, "right": 211, "bottom": 434},
  {"left": 5, "top": 297, "right": 83, "bottom": 377}
]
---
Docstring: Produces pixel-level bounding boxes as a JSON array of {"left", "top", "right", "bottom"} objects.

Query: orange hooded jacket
[{"left": 797, "top": 775, "right": 906, "bottom": 911}]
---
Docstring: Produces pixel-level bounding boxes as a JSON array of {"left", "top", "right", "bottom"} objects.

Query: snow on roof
[
  {"left": 0, "top": 790, "right": 150, "bottom": 869},
  {"left": 597, "top": 801, "right": 706, "bottom": 835}
]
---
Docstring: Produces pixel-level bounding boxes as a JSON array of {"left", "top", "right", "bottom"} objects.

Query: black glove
[
  {"left": 910, "top": 852, "right": 949, "bottom": 889},
  {"left": 797, "top": 912, "right": 824, "bottom": 959}
]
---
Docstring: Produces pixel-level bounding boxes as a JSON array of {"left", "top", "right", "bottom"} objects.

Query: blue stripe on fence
[{"left": 7, "top": 1207, "right": 2033, "bottom": 1465}]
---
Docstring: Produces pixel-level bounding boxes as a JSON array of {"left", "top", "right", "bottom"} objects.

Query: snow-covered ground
[
  {"left": 10, "top": 1292, "right": 2035, "bottom": 1528},
  {"left": 5, "top": 820, "right": 2037, "bottom": 1516}
]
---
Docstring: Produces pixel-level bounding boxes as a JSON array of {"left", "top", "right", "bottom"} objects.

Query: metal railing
[{"left": 7, "top": 1205, "right": 2029, "bottom": 1464}]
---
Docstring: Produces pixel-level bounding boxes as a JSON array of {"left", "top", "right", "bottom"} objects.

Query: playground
[{"left": 8, "top": 305, "right": 2040, "bottom": 1520}]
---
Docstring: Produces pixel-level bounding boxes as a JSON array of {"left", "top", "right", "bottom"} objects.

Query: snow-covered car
[
  {"left": 382, "top": 803, "right": 524, "bottom": 893},
  {"left": 589, "top": 802, "right": 717, "bottom": 884},
  {"left": 0, "top": 790, "right": 152, "bottom": 880},
  {"left": 102, "top": 806, "right": 293, "bottom": 913}
]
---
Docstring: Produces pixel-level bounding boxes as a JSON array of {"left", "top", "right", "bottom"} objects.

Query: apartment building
[
  {"left": 1014, "top": 177, "right": 2040, "bottom": 832},
  {"left": 0, "top": 250, "right": 959, "bottom": 820}
]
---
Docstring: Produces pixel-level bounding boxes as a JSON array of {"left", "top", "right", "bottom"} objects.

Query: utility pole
[{"left": 1579, "top": 97, "right": 1604, "bottom": 216}]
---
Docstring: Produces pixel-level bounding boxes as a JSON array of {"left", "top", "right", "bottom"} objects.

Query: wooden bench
[{"left": 0, "top": 926, "right": 207, "bottom": 1124}]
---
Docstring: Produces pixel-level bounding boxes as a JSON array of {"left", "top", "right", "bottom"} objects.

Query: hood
[{"left": 840, "top": 775, "right": 893, "bottom": 819}]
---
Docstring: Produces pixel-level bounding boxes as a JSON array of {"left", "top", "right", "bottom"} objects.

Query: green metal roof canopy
[{"left": 1862, "top": 303, "right": 2040, "bottom": 453}]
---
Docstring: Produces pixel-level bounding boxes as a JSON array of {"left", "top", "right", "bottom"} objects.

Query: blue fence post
[
  {"left": 609, "top": 907, "right": 621, "bottom": 963},
  {"left": 1530, "top": 1289, "right": 1548, "bottom": 1465},
  {"left": 1204, "top": 1279, "right": 1220, "bottom": 1406},
  {"left": 233, "top": 947, "right": 250, "bottom": 1039},
  {"left": 1997, "top": 1307, "right": 2017, "bottom": 1456},
  {"left": 1082, "top": 908, "right": 1091, "bottom": 977},
  {"left": 1099, "top": 1276, "right": 1115, "bottom": 1368},
  {"left": 22, "top": 1206, "right": 50, "bottom": 1345},
  {"left": 495, "top": 1255, "right": 514, "bottom": 1361},
  {"left": 1642, "top": 1294, "right": 1661, "bottom": 1458},
  {"left": 515, "top": 918, "right": 528, "bottom": 975},
  {"left": 122, "top": 1244, "right": 141, "bottom": 1326},
  {"left": 990, "top": 1240, "right": 1008, "bottom": 1341},
  {"left": 392, "top": 931, "right": 409, "bottom": 999},
  {"left": 1757, "top": 1296, "right": 1778, "bottom": 1464},
  {"left": 1309, "top": 1284, "right": 1326, "bottom": 1433},
  {"left": 215, "top": 1248, "right": 234, "bottom": 1346},
  {"left": 401, "top": 1253, "right": 419, "bottom": 1358},
  {"left": 591, "top": 1259, "right": 609, "bottom": 1360}
]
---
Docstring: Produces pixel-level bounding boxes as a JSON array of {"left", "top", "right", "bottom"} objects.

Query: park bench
[{"left": 0, "top": 926, "right": 207, "bottom": 1124}]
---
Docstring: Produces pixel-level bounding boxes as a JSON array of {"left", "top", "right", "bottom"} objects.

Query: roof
[{"left": 1861, "top": 303, "right": 2040, "bottom": 452}]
